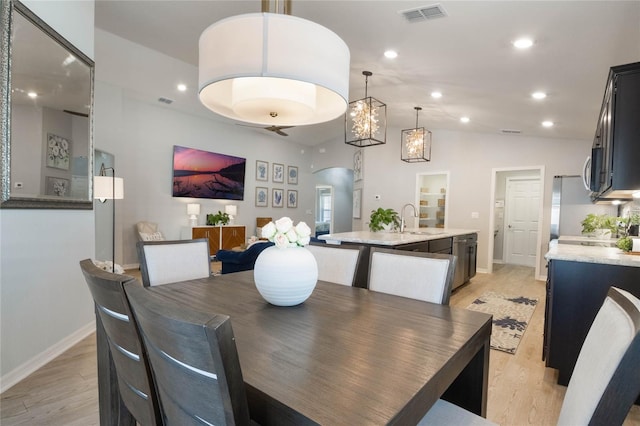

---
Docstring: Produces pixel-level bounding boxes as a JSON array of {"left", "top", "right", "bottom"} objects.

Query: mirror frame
[{"left": 0, "top": 0, "right": 94, "bottom": 209}]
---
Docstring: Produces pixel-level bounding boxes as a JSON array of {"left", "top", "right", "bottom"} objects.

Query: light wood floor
[{"left": 2, "top": 264, "right": 639, "bottom": 425}]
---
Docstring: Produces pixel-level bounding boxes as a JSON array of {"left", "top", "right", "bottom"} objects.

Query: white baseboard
[
  {"left": 0, "top": 321, "right": 96, "bottom": 394},
  {"left": 123, "top": 263, "right": 139, "bottom": 271},
  {"left": 476, "top": 268, "right": 489, "bottom": 274}
]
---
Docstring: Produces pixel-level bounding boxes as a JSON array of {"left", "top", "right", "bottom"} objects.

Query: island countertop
[
  {"left": 318, "top": 228, "right": 478, "bottom": 246},
  {"left": 545, "top": 239, "right": 640, "bottom": 268}
]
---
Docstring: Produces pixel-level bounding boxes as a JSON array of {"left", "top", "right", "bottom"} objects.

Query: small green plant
[
  {"left": 616, "top": 213, "right": 640, "bottom": 252},
  {"left": 206, "top": 211, "right": 230, "bottom": 226},
  {"left": 616, "top": 236, "right": 633, "bottom": 252},
  {"left": 580, "top": 213, "right": 618, "bottom": 235},
  {"left": 369, "top": 208, "right": 400, "bottom": 232}
]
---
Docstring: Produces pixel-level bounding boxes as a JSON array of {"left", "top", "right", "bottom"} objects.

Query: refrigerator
[{"left": 550, "top": 175, "right": 618, "bottom": 240}]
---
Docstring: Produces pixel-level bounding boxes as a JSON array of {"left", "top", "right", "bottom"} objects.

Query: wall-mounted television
[{"left": 172, "top": 145, "right": 246, "bottom": 200}]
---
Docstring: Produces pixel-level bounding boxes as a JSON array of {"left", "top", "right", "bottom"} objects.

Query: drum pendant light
[{"left": 198, "top": 2, "right": 350, "bottom": 126}]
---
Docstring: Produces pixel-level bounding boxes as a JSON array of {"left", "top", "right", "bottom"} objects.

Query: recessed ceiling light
[
  {"left": 384, "top": 50, "right": 398, "bottom": 59},
  {"left": 513, "top": 38, "right": 534, "bottom": 49},
  {"left": 177, "top": 84, "right": 187, "bottom": 92},
  {"left": 532, "top": 91, "right": 547, "bottom": 100},
  {"left": 542, "top": 120, "right": 554, "bottom": 127},
  {"left": 460, "top": 116, "right": 470, "bottom": 123},
  {"left": 27, "top": 91, "right": 37, "bottom": 98},
  {"left": 431, "top": 91, "right": 442, "bottom": 99}
]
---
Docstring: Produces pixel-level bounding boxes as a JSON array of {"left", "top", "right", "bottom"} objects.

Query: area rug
[{"left": 466, "top": 292, "right": 538, "bottom": 355}]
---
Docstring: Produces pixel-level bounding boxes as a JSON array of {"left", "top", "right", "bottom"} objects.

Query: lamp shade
[
  {"left": 187, "top": 203, "right": 201, "bottom": 216},
  {"left": 94, "top": 176, "right": 124, "bottom": 200},
  {"left": 225, "top": 205, "right": 237, "bottom": 216},
  {"left": 198, "top": 13, "right": 350, "bottom": 126}
]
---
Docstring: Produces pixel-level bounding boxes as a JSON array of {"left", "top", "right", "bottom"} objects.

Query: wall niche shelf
[{"left": 416, "top": 172, "right": 449, "bottom": 229}]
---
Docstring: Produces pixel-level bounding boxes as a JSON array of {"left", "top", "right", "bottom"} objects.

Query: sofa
[{"left": 215, "top": 241, "right": 274, "bottom": 274}]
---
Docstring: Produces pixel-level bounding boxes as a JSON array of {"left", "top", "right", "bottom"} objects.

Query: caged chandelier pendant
[
  {"left": 345, "top": 71, "right": 386, "bottom": 147},
  {"left": 401, "top": 106, "right": 431, "bottom": 162}
]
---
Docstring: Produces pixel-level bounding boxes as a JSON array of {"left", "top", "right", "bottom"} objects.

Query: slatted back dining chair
[
  {"left": 306, "top": 243, "right": 365, "bottom": 286},
  {"left": 418, "top": 286, "right": 640, "bottom": 425},
  {"left": 368, "top": 247, "right": 456, "bottom": 305},
  {"left": 79, "top": 259, "right": 161, "bottom": 426},
  {"left": 125, "top": 283, "right": 252, "bottom": 426},
  {"left": 137, "top": 239, "right": 211, "bottom": 287}
]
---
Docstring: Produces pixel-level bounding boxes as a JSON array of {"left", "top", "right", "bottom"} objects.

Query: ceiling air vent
[
  {"left": 500, "top": 129, "right": 522, "bottom": 134},
  {"left": 400, "top": 4, "right": 447, "bottom": 23},
  {"left": 158, "top": 97, "right": 174, "bottom": 104}
]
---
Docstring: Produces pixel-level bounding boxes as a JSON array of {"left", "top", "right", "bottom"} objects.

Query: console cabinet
[{"left": 191, "top": 226, "right": 245, "bottom": 255}]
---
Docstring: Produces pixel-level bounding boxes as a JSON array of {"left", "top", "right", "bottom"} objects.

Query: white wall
[
  {"left": 0, "top": 0, "right": 95, "bottom": 391},
  {"left": 95, "top": 30, "right": 316, "bottom": 267},
  {"left": 313, "top": 128, "right": 591, "bottom": 278}
]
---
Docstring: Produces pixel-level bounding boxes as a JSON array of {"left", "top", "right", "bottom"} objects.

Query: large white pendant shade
[{"left": 198, "top": 13, "right": 350, "bottom": 126}]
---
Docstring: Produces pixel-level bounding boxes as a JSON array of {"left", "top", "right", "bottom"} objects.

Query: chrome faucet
[{"left": 400, "top": 203, "right": 418, "bottom": 233}]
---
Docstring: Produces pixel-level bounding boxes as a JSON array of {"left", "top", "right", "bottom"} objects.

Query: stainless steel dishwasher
[{"left": 452, "top": 234, "right": 477, "bottom": 289}]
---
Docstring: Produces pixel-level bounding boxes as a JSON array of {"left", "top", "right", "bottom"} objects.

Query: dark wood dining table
[{"left": 98, "top": 271, "right": 492, "bottom": 425}]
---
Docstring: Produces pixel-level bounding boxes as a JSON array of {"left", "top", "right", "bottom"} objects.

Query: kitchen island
[
  {"left": 544, "top": 239, "right": 640, "bottom": 392},
  {"left": 319, "top": 228, "right": 478, "bottom": 289}
]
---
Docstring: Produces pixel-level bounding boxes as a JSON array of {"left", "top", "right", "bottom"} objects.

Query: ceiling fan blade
[{"left": 236, "top": 123, "right": 292, "bottom": 136}]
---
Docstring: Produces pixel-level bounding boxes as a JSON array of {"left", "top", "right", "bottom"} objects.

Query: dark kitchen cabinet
[
  {"left": 589, "top": 62, "right": 640, "bottom": 201},
  {"left": 544, "top": 259, "right": 640, "bottom": 391}
]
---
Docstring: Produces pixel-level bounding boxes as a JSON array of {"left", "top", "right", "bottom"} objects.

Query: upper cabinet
[{"left": 588, "top": 62, "right": 640, "bottom": 202}]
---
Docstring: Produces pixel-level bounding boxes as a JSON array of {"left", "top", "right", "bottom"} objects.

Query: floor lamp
[{"left": 95, "top": 164, "right": 124, "bottom": 272}]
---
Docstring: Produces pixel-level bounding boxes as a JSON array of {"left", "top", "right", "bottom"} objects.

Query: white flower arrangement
[{"left": 261, "top": 217, "right": 311, "bottom": 249}]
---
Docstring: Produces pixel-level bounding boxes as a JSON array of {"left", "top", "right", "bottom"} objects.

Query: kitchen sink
[{"left": 409, "top": 230, "right": 445, "bottom": 235}]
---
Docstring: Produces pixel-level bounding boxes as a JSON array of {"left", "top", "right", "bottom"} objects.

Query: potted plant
[
  {"left": 616, "top": 213, "right": 640, "bottom": 252},
  {"left": 580, "top": 213, "right": 618, "bottom": 239},
  {"left": 369, "top": 208, "right": 400, "bottom": 232},
  {"left": 206, "top": 210, "right": 230, "bottom": 226}
]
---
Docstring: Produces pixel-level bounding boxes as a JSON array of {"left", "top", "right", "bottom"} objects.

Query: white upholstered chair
[
  {"left": 137, "top": 239, "right": 211, "bottom": 287},
  {"left": 418, "top": 286, "right": 640, "bottom": 425},
  {"left": 368, "top": 247, "right": 456, "bottom": 305},
  {"left": 306, "top": 243, "right": 365, "bottom": 286},
  {"left": 136, "top": 221, "right": 165, "bottom": 241},
  {"left": 556, "top": 286, "right": 640, "bottom": 424}
]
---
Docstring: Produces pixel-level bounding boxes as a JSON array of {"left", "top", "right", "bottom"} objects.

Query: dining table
[{"left": 98, "top": 270, "right": 492, "bottom": 425}]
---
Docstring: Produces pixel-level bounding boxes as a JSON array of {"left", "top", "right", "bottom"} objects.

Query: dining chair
[
  {"left": 418, "top": 286, "right": 640, "bottom": 425},
  {"left": 137, "top": 239, "right": 211, "bottom": 286},
  {"left": 306, "top": 243, "right": 365, "bottom": 286},
  {"left": 125, "top": 282, "right": 252, "bottom": 426},
  {"left": 368, "top": 247, "right": 456, "bottom": 305},
  {"left": 79, "top": 259, "right": 161, "bottom": 426}
]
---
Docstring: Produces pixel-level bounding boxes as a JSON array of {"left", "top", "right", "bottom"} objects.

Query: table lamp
[
  {"left": 225, "top": 204, "right": 237, "bottom": 225},
  {"left": 187, "top": 203, "right": 201, "bottom": 226}
]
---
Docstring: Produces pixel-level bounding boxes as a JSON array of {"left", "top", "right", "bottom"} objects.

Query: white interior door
[
  {"left": 315, "top": 186, "right": 333, "bottom": 236},
  {"left": 505, "top": 178, "right": 540, "bottom": 267}
]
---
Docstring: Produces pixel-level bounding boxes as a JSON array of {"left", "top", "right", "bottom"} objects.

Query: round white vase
[{"left": 253, "top": 246, "right": 318, "bottom": 306}]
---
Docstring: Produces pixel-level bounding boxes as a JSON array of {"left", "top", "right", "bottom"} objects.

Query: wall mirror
[{"left": 1, "top": 0, "right": 94, "bottom": 209}]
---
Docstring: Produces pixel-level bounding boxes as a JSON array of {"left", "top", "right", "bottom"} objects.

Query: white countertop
[
  {"left": 318, "top": 228, "right": 478, "bottom": 246},
  {"left": 546, "top": 239, "right": 640, "bottom": 268},
  {"left": 557, "top": 235, "right": 617, "bottom": 247}
]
